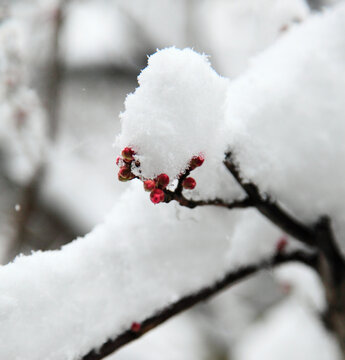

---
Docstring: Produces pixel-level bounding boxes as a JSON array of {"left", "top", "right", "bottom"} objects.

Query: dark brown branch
[
  {"left": 163, "top": 166, "right": 254, "bottom": 210},
  {"left": 174, "top": 168, "right": 191, "bottom": 195},
  {"left": 314, "top": 218, "right": 345, "bottom": 353},
  {"left": 164, "top": 189, "right": 254, "bottom": 210},
  {"left": 223, "top": 152, "right": 315, "bottom": 247},
  {"left": 223, "top": 153, "right": 345, "bottom": 353},
  {"left": 314, "top": 217, "right": 345, "bottom": 282},
  {"left": 81, "top": 250, "right": 317, "bottom": 360}
]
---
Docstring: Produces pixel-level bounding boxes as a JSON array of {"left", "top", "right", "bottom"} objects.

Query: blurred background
[{"left": 0, "top": 0, "right": 342, "bottom": 359}]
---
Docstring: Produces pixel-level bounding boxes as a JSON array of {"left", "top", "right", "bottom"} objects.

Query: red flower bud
[
  {"left": 156, "top": 173, "right": 169, "bottom": 189},
  {"left": 131, "top": 322, "right": 141, "bottom": 332},
  {"left": 150, "top": 188, "right": 165, "bottom": 204},
  {"left": 143, "top": 180, "right": 156, "bottom": 192},
  {"left": 118, "top": 166, "right": 134, "bottom": 182},
  {"left": 276, "top": 236, "right": 288, "bottom": 253},
  {"left": 122, "top": 147, "right": 135, "bottom": 162},
  {"left": 182, "top": 177, "right": 196, "bottom": 190},
  {"left": 189, "top": 155, "right": 204, "bottom": 170}
]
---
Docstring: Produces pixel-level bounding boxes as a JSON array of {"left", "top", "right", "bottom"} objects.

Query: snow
[
  {"left": 116, "top": 47, "right": 243, "bottom": 201},
  {"left": 225, "top": 3, "right": 345, "bottom": 249},
  {"left": 0, "top": 2, "right": 344, "bottom": 359},
  {"left": 0, "top": 181, "right": 290, "bottom": 360},
  {"left": 117, "top": 48, "right": 228, "bottom": 180},
  {"left": 226, "top": 210, "right": 304, "bottom": 268},
  {"left": 118, "top": 3, "right": 345, "bottom": 249}
]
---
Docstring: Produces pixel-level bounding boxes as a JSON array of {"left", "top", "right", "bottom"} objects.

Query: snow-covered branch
[
  {"left": 82, "top": 249, "right": 317, "bottom": 360},
  {"left": 0, "top": 2, "right": 344, "bottom": 359},
  {"left": 223, "top": 152, "right": 315, "bottom": 247}
]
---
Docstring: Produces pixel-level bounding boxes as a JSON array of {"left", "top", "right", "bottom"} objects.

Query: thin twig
[
  {"left": 163, "top": 166, "right": 254, "bottom": 209},
  {"left": 164, "top": 189, "right": 253, "bottom": 210},
  {"left": 82, "top": 250, "right": 317, "bottom": 360}
]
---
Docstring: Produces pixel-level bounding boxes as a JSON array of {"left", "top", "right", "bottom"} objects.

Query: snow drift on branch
[
  {"left": 0, "top": 3, "right": 344, "bottom": 359},
  {"left": 0, "top": 182, "right": 284, "bottom": 359},
  {"left": 226, "top": 3, "right": 345, "bottom": 249},
  {"left": 118, "top": 3, "right": 345, "bottom": 247}
]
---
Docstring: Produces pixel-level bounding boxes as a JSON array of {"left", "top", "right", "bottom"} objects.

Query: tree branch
[
  {"left": 314, "top": 216, "right": 345, "bottom": 281},
  {"left": 223, "top": 153, "right": 345, "bottom": 352},
  {"left": 314, "top": 217, "right": 345, "bottom": 353},
  {"left": 164, "top": 189, "right": 254, "bottom": 210},
  {"left": 81, "top": 250, "right": 317, "bottom": 360},
  {"left": 223, "top": 152, "right": 315, "bottom": 247},
  {"left": 161, "top": 152, "right": 315, "bottom": 249},
  {"left": 163, "top": 166, "right": 254, "bottom": 209}
]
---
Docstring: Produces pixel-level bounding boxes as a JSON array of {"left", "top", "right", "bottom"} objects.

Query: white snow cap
[{"left": 117, "top": 47, "right": 229, "bottom": 181}]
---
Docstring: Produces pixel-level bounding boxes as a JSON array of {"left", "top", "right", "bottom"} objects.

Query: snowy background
[{"left": 0, "top": 0, "right": 344, "bottom": 359}]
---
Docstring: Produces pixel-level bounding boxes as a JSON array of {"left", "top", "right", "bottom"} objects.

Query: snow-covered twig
[{"left": 82, "top": 249, "right": 317, "bottom": 360}]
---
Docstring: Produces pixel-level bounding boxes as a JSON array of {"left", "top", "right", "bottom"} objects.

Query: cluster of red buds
[
  {"left": 116, "top": 147, "right": 138, "bottom": 182},
  {"left": 143, "top": 173, "right": 170, "bottom": 204},
  {"left": 117, "top": 147, "right": 204, "bottom": 205}
]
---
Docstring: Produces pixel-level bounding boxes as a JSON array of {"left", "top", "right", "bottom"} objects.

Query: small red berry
[
  {"left": 118, "top": 166, "right": 133, "bottom": 182},
  {"left": 143, "top": 180, "right": 156, "bottom": 192},
  {"left": 122, "top": 147, "right": 135, "bottom": 162},
  {"left": 156, "top": 173, "right": 169, "bottom": 189},
  {"left": 182, "top": 177, "right": 196, "bottom": 190},
  {"left": 131, "top": 322, "right": 141, "bottom": 332},
  {"left": 150, "top": 188, "right": 165, "bottom": 204},
  {"left": 189, "top": 155, "right": 204, "bottom": 170},
  {"left": 276, "top": 236, "right": 288, "bottom": 253}
]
